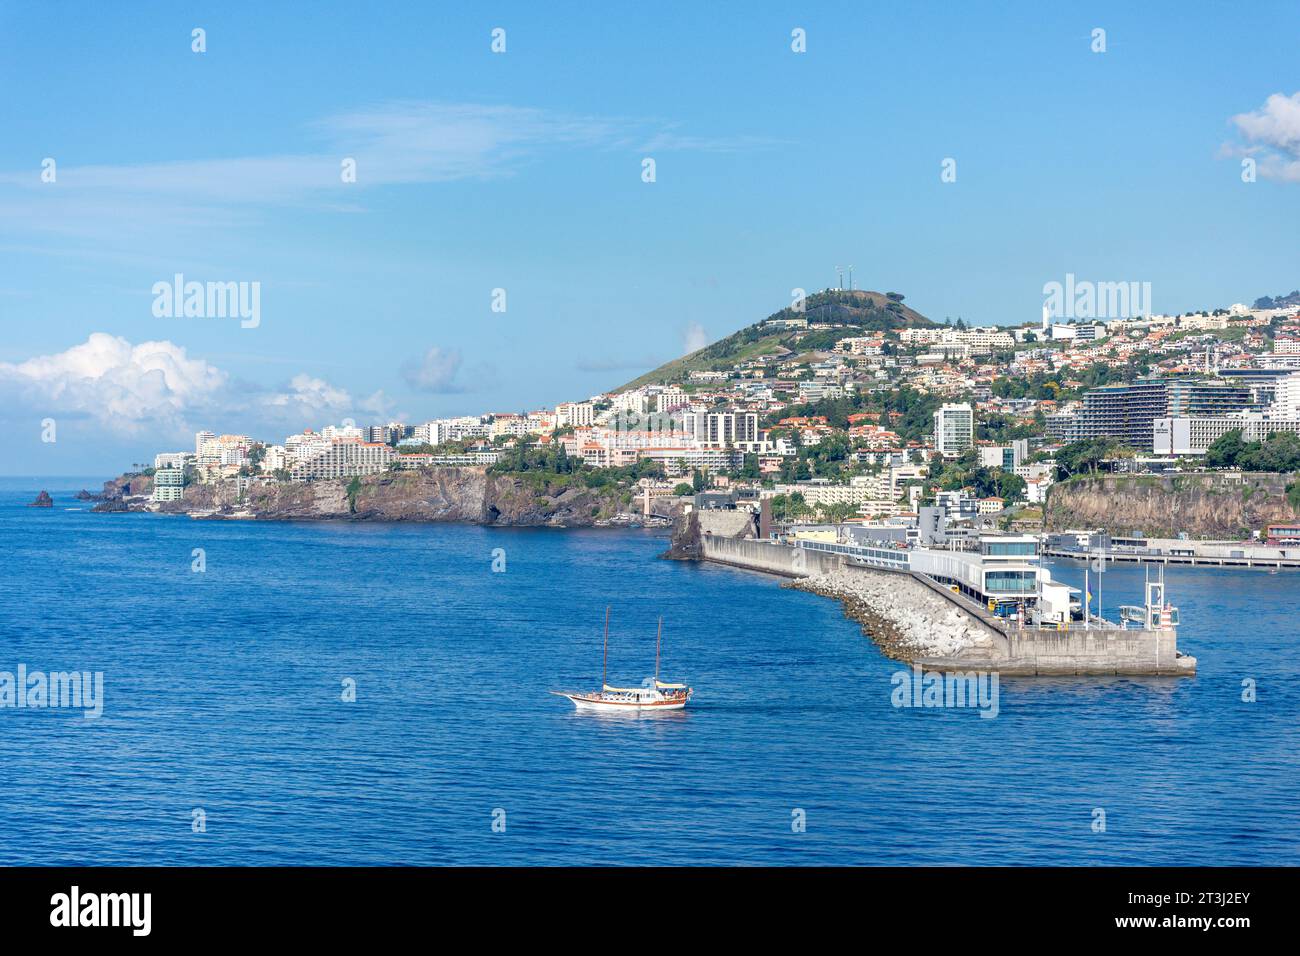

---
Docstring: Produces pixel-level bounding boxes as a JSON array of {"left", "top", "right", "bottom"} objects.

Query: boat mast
[
  {"left": 655, "top": 617, "right": 663, "bottom": 682},
  {"left": 602, "top": 605, "right": 609, "bottom": 690}
]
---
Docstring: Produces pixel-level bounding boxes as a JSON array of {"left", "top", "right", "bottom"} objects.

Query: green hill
[{"left": 616, "top": 289, "right": 935, "bottom": 391}]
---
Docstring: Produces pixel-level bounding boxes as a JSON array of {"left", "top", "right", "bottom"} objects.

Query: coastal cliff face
[
  {"left": 96, "top": 467, "right": 670, "bottom": 527},
  {"left": 1045, "top": 473, "right": 1298, "bottom": 538},
  {"left": 663, "top": 509, "right": 757, "bottom": 560}
]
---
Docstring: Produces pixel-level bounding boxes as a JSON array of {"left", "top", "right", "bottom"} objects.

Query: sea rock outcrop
[{"left": 27, "top": 490, "right": 53, "bottom": 508}]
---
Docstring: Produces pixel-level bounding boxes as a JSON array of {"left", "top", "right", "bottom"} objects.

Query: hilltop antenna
[
  {"left": 848, "top": 265, "right": 854, "bottom": 291},
  {"left": 835, "top": 265, "right": 843, "bottom": 291}
]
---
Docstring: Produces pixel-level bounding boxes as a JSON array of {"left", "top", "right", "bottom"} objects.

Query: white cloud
[
  {"left": 683, "top": 322, "right": 709, "bottom": 355},
  {"left": 0, "top": 333, "right": 361, "bottom": 439},
  {"left": 0, "top": 101, "right": 780, "bottom": 246},
  {"left": 262, "top": 373, "right": 353, "bottom": 414},
  {"left": 401, "top": 347, "right": 464, "bottom": 393},
  {"left": 0, "top": 333, "right": 226, "bottom": 433},
  {"left": 1227, "top": 91, "right": 1300, "bottom": 182}
]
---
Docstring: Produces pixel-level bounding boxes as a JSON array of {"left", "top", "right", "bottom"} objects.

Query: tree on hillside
[
  {"left": 1209, "top": 430, "right": 1300, "bottom": 472},
  {"left": 1205, "top": 430, "right": 1245, "bottom": 470},
  {"left": 1055, "top": 438, "right": 1119, "bottom": 479}
]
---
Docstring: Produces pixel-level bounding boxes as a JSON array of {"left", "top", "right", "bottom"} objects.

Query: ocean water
[{"left": 1, "top": 478, "right": 1297, "bottom": 866}]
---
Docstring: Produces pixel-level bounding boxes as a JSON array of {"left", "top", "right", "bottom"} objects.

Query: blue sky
[{"left": 2, "top": 1, "right": 1299, "bottom": 474}]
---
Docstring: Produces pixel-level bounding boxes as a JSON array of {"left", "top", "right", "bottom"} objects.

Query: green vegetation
[
  {"left": 1054, "top": 438, "right": 1125, "bottom": 479},
  {"left": 764, "top": 385, "right": 945, "bottom": 442},
  {"left": 768, "top": 492, "right": 815, "bottom": 522},
  {"left": 488, "top": 444, "right": 664, "bottom": 494},
  {"left": 929, "top": 449, "right": 1026, "bottom": 502},
  {"left": 1205, "top": 430, "right": 1300, "bottom": 472},
  {"left": 616, "top": 289, "right": 933, "bottom": 391},
  {"left": 345, "top": 476, "right": 362, "bottom": 513},
  {"left": 991, "top": 363, "right": 1122, "bottom": 402}
]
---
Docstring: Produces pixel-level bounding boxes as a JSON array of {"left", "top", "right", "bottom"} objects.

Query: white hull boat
[
  {"left": 558, "top": 686, "right": 691, "bottom": 712},
  {"left": 554, "top": 610, "right": 692, "bottom": 713}
]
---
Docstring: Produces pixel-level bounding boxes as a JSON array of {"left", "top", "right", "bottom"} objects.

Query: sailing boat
[{"left": 552, "top": 608, "right": 692, "bottom": 712}]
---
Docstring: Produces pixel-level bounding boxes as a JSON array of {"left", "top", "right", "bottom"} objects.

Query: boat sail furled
[{"left": 553, "top": 609, "right": 692, "bottom": 712}]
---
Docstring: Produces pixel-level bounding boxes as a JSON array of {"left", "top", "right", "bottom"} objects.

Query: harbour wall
[
  {"left": 696, "top": 535, "right": 1195, "bottom": 676},
  {"left": 1044, "top": 545, "right": 1300, "bottom": 570},
  {"left": 698, "top": 533, "right": 845, "bottom": 577}
]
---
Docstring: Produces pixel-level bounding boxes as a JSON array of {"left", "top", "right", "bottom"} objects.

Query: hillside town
[{"left": 138, "top": 287, "right": 1300, "bottom": 542}]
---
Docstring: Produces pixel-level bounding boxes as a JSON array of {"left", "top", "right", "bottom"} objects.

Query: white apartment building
[
  {"left": 290, "top": 440, "right": 396, "bottom": 480},
  {"left": 1273, "top": 372, "right": 1300, "bottom": 417},
  {"left": 798, "top": 381, "right": 844, "bottom": 403},
  {"left": 900, "top": 326, "right": 1014, "bottom": 352},
  {"left": 656, "top": 386, "right": 689, "bottom": 411},
  {"left": 490, "top": 415, "right": 535, "bottom": 438},
  {"left": 1153, "top": 414, "right": 1300, "bottom": 456},
  {"left": 933, "top": 403, "right": 974, "bottom": 456},
  {"left": 977, "top": 440, "right": 1028, "bottom": 470},
  {"left": 154, "top": 452, "right": 191, "bottom": 471},
  {"left": 321, "top": 423, "right": 363, "bottom": 441},
  {"left": 195, "top": 434, "right": 251, "bottom": 473},
  {"left": 152, "top": 467, "right": 185, "bottom": 502},
  {"left": 611, "top": 390, "right": 654, "bottom": 415},
  {"left": 634, "top": 446, "right": 742, "bottom": 475},
  {"left": 1024, "top": 477, "right": 1051, "bottom": 504},
  {"left": 836, "top": 336, "right": 885, "bottom": 356},
  {"left": 682, "top": 411, "right": 760, "bottom": 448},
  {"left": 424, "top": 417, "right": 491, "bottom": 445},
  {"left": 556, "top": 402, "right": 596, "bottom": 427},
  {"left": 261, "top": 444, "right": 287, "bottom": 473},
  {"left": 887, "top": 464, "right": 928, "bottom": 498},
  {"left": 1178, "top": 313, "right": 1231, "bottom": 331},
  {"left": 285, "top": 431, "right": 332, "bottom": 462}
]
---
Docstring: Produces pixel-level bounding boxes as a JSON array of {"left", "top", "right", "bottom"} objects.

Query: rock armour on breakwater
[{"left": 790, "top": 567, "right": 998, "bottom": 663}]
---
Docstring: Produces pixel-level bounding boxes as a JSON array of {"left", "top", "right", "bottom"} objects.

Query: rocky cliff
[
  {"left": 94, "top": 467, "right": 678, "bottom": 528},
  {"left": 662, "top": 508, "right": 757, "bottom": 560},
  {"left": 1045, "top": 472, "right": 1298, "bottom": 538}
]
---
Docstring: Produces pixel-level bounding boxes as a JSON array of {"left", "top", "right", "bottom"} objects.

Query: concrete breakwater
[
  {"left": 682, "top": 521, "right": 1196, "bottom": 676},
  {"left": 698, "top": 534, "right": 1004, "bottom": 665},
  {"left": 790, "top": 567, "right": 1005, "bottom": 664}
]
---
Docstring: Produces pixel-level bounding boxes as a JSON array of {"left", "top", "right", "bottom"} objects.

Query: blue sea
[{"left": 1, "top": 477, "right": 1297, "bottom": 866}]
